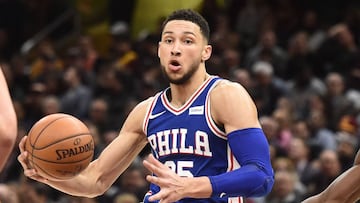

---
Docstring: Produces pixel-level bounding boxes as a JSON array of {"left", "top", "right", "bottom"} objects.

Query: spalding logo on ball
[
  {"left": 55, "top": 137, "right": 93, "bottom": 160},
  {"left": 25, "top": 113, "right": 94, "bottom": 180}
]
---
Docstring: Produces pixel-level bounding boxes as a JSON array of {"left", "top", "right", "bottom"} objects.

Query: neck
[{"left": 169, "top": 71, "right": 209, "bottom": 108}]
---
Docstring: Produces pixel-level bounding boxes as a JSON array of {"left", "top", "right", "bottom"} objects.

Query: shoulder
[
  {"left": 210, "top": 79, "right": 252, "bottom": 103},
  {"left": 123, "top": 96, "right": 157, "bottom": 127},
  {"left": 119, "top": 96, "right": 159, "bottom": 137},
  {"left": 209, "top": 79, "right": 260, "bottom": 132},
  {"left": 132, "top": 96, "right": 157, "bottom": 115}
]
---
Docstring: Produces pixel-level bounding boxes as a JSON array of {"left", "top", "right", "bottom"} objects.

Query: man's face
[{"left": 158, "top": 20, "right": 211, "bottom": 85}]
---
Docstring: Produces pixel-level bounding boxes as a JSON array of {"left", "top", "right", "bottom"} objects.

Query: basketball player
[
  {"left": 302, "top": 148, "right": 360, "bottom": 203},
  {"left": 0, "top": 67, "right": 17, "bottom": 172},
  {"left": 18, "top": 9, "right": 274, "bottom": 202}
]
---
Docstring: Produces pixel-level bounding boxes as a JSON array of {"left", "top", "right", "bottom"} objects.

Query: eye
[
  {"left": 164, "top": 38, "right": 173, "bottom": 44},
  {"left": 184, "top": 39, "right": 193, "bottom": 44}
]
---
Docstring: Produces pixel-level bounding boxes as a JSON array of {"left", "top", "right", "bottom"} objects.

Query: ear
[
  {"left": 201, "top": 45, "right": 212, "bottom": 62},
  {"left": 158, "top": 42, "right": 161, "bottom": 58}
]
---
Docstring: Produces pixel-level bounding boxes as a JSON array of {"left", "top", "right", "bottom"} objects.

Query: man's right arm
[{"left": 18, "top": 98, "right": 151, "bottom": 197}]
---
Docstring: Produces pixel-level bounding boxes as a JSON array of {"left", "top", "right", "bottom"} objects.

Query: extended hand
[{"left": 143, "top": 154, "right": 188, "bottom": 203}]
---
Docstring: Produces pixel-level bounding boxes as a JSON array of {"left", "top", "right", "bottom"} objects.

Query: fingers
[
  {"left": 17, "top": 151, "right": 34, "bottom": 176},
  {"left": 17, "top": 150, "right": 28, "bottom": 169},
  {"left": 17, "top": 151, "right": 48, "bottom": 182},
  {"left": 17, "top": 135, "right": 36, "bottom": 178},
  {"left": 19, "top": 135, "right": 27, "bottom": 153},
  {"left": 148, "top": 190, "right": 167, "bottom": 202},
  {"left": 146, "top": 173, "right": 160, "bottom": 185},
  {"left": 17, "top": 150, "right": 33, "bottom": 174},
  {"left": 147, "top": 154, "right": 164, "bottom": 167},
  {"left": 143, "top": 157, "right": 155, "bottom": 173},
  {"left": 143, "top": 154, "right": 169, "bottom": 176},
  {"left": 144, "top": 154, "right": 163, "bottom": 169},
  {"left": 148, "top": 189, "right": 177, "bottom": 203},
  {"left": 18, "top": 135, "right": 30, "bottom": 170}
]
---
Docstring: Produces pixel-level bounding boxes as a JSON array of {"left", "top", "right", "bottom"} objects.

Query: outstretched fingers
[
  {"left": 143, "top": 154, "right": 187, "bottom": 202},
  {"left": 143, "top": 154, "right": 168, "bottom": 176}
]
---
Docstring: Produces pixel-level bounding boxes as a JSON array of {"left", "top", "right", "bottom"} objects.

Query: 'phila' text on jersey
[{"left": 148, "top": 128, "right": 213, "bottom": 158}]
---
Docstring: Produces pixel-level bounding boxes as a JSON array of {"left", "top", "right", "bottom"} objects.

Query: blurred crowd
[{"left": 0, "top": 0, "right": 360, "bottom": 203}]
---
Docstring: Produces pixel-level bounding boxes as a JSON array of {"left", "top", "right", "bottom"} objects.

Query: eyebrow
[{"left": 163, "top": 31, "right": 196, "bottom": 37}]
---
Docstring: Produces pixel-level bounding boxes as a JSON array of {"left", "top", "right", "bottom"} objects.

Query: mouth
[{"left": 169, "top": 60, "right": 181, "bottom": 71}]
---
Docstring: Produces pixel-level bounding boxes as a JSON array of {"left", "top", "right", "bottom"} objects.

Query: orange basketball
[{"left": 25, "top": 113, "right": 94, "bottom": 180}]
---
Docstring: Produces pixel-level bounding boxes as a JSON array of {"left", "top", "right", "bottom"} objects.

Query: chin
[
  {"left": 167, "top": 75, "right": 188, "bottom": 85},
  {"left": 162, "top": 64, "right": 197, "bottom": 85}
]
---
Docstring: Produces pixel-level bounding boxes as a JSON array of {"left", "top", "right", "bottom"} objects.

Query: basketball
[{"left": 25, "top": 113, "right": 94, "bottom": 180}]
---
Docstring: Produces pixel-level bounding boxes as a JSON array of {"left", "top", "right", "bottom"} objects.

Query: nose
[
  {"left": 171, "top": 50, "right": 181, "bottom": 56},
  {"left": 171, "top": 42, "right": 181, "bottom": 56}
]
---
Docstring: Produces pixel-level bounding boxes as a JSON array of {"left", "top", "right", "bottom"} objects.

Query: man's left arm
[{"left": 208, "top": 81, "right": 274, "bottom": 197}]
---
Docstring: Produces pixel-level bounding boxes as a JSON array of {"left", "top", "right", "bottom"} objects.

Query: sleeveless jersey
[{"left": 143, "top": 76, "right": 243, "bottom": 203}]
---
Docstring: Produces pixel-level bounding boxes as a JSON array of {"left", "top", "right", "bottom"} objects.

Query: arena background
[{"left": 0, "top": 0, "right": 360, "bottom": 202}]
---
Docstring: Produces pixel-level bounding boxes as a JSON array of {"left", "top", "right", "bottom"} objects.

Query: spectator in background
[
  {"left": 138, "top": 64, "right": 164, "bottom": 100},
  {"left": 307, "top": 109, "right": 337, "bottom": 152},
  {"left": 324, "top": 72, "right": 355, "bottom": 131},
  {"left": 251, "top": 61, "right": 287, "bottom": 116},
  {"left": 337, "top": 114, "right": 359, "bottom": 136},
  {"left": 235, "top": 0, "right": 270, "bottom": 51},
  {"left": 135, "top": 34, "right": 161, "bottom": 75},
  {"left": 210, "top": 12, "right": 241, "bottom": 57},
  {"left": 64, "top": 36, "right": 99, "bottom": 88},
  {"left": 93, "top": 67, "right": 132, "bottom": 128},
  {"left": 272, "top": 108, "right": 294, "bottom": 153},
  {"left": 286, "top": 62, "right": 326, "bottom": 120},
  {"left": 272, "top": 157, "right": 307, "bottom": 195},
  {"left": 287, "top": 137, "right": 318, "bottom": 188},
  {"left": 335, "top": 131, "right": 358, "bottom": 171},
  {"left": 78, "top": 35, "right": 100, "bottom": 72},
  {"left": 316, "top": 23, "right": 359, "bottom": 76},
  {"left": 244, "top": 29, "right": 288, "bottom": 78},
  {"left": 265, "top": 170, "right": 306, "bottom": 203},
  {"left": 29, "top": 41, "right": 63, "bottom": 83},
  {"left": 260, "top": 116, "right": 286, "bottom": 157},
  {"left": 222, "top": 48, "right": 242, "bottom": 79},
  {"left": 41, "top": 95, "right": 61, "bottom": 116},
  {"left": 110, "top": 33, "right": 138, "bottom": 73},
  {"left": 87, "top": 98, "right": 111, "bottom": 135},
  {"left": 300, "top": 10, "right": 327, "bottom": 53},
  {"left": 231, "top": 68, "right": 254, "bottom": 92},
  {"left": 291, "top": 119, "right": 310, "bottom": 141},
  {"left": 306, "top": 150, "right": 342, "bottom": 198},
  {"left": 285, "top": 31, "right": 317, "bottom": 81},
  {"left": 60, "top": 66, "right": 92, "bottom": 119}
]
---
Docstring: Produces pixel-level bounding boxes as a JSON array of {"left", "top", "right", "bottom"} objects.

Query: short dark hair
[{"left": 160, "top": 9, "right": 210, "bottom": 42}]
